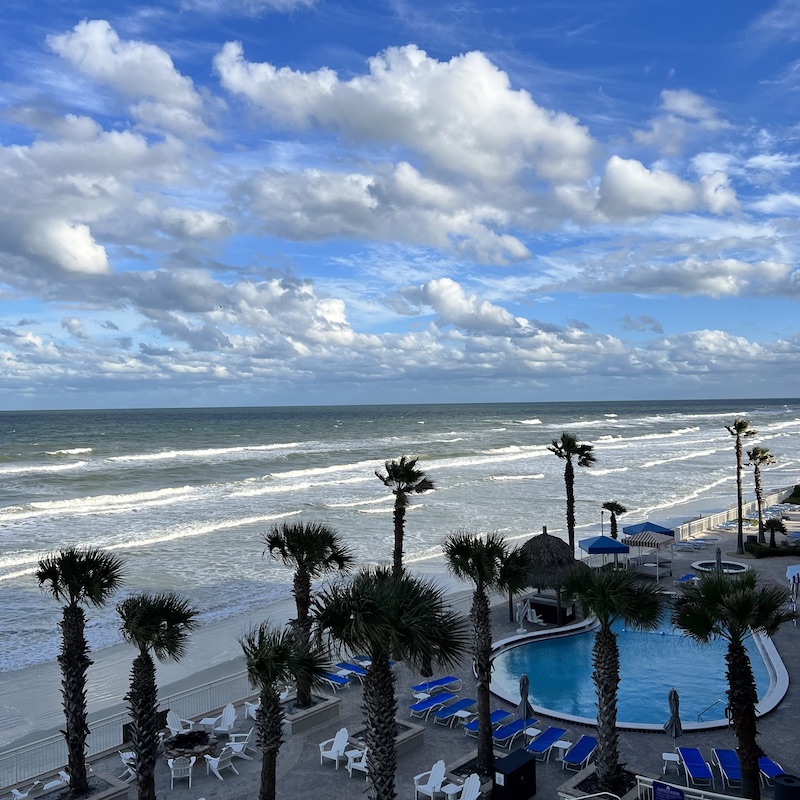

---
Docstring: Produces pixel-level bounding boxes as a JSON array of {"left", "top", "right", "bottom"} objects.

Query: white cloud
[
  {"left": 24, "top": 221, "right": 110, "bottom": 275},
  {"left": 698, "top": 172, "right": 739, "bottom": 214}
]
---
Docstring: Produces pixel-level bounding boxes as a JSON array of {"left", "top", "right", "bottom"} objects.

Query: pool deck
[{"left": 35, "top": 537, "right": 800, "bottom": 798}]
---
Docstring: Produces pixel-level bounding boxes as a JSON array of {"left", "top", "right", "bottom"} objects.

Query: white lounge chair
[
  {"left": 168, "top": 756, "right": 195, "bottom": 789},
  {"left": 414, "top": 759, "right": 446, "bottom": 800},
  {"left": 205, "top": 746, "right": 239, "bottom": 780},
  {"left": 166, "top": 709, "right": 195, "bottom": 736},
  {"left": 319, "top": 727, "right": 349, "bottom": 769},
  {"left": 212, "top": 703, "right": 237, "bottom": 735},
  {"left": 11, "top": 781, "right": 41, "bottom": 799},
  {"left": 117, "top": 750, "right": 137, "bottom": 783},
  {"left": 228, "top": 727, "right": 257, "bottom": 760},
  {"left": 346, "top": 747, "right": 368, "bottom": 780},
  {"left": 41, "top": 772, "right": 70, "bottom": 792}
]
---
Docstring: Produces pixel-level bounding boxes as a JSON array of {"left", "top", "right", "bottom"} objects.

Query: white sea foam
[
  {"left": 45, "top": 447, "right": 92, "bottom": 455},
  {"left": 326, "top": 495, "right": 393, "bottom": 508},
  {"left": 0, "top": 461, "right": 88, "bottom": 476},
  {"left": 640, "top": 449, "right": 718, "bottom": 469},
  {"left": 491, "top": 474, "right": 545, "bottom": 482},
  {"left": 109, "top": 442, "right": 304, "bottom": 463},
  {"left": 588, "top": 467, "right": 630, "bottom": 476},
  {"left": 514, "top": 418, "right": 542, "bottom": 425}
]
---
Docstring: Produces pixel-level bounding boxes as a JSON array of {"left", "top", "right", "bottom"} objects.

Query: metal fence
[{"left": 0, "top": 671, "right": 252, "bottom": 789}]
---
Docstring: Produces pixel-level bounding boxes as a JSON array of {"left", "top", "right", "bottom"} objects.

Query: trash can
[
  {"left": 746, "top": 535, "right": 758, "bottom": 544},
  {"left": 492, "top": 748, "right": 536, "bottom": 800},
  {"left": 774, "top": 774, "right": 800, "bottom": 800}
]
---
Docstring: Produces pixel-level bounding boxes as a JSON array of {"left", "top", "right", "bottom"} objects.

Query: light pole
[{"left": 601, "top": 510, "right": 605, "bottom": 536}]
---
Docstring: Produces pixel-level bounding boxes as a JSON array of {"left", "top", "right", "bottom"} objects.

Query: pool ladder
[{"left": 696, "top": 698, "right": 725, "bottom": 721}]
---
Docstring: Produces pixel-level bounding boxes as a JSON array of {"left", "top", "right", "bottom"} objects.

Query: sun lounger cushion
[
  {"left": 526, "top": 726, "right": 568, "bottom": 761},
  {"left": 678, "top": 748, "right": 715, "bottom": 788},
  {"left": 712, "top": 749, "right": 741, "bottom": 788},
  {"left": 408, "top": 692, "right": 456, "bottom": 719},
  {"left": 431, "top": 697, "right": 476, "bottom": 726},
  {"left": 492, "top": 717, "right": 538, "bottom": 748},
  {"left": 562, "top": 735, "right": 597, "bottom": 771},
  {"left": 759, "top": 757, "right": 784, "bottom": 786},
  {"left": 464, "top": 709, "right": 511, "bottom": 736},
  {"left": 320, "top": 672, "right": 350, "bottom": 690},
  {"left": 410, "top": 676, "right": 461, "bottom": 694}
]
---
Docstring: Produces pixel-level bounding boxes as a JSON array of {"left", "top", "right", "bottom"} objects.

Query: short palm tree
[
  {"left": 549, "top": 433, "right": 596, "bottom": 553},
  {"left": 375, "top": 455, "right": 435, "bottom": 577},
  {"left": 443, "top": 532, "right": 530, "bottom": 777},
  {"left": 240, "top": 622, "right": 328, "bottom": 800},
  {"left": 726, "top": 418, "right": 757, "bottom": 555},
  {"left": 747, "top": 446, "right": 775, "bottom": 544},
  {"left": 672, "top": 572, "right": 795, "bottom": 800},
  {"left": 602, "top": 501, "right": 627, "bottom": 539},
  {"left": 314, "top": 567, "right": 468, "bottom": 800},
  {"left": 36, "top": 547, "right": 125, "bottom": 795},
  {"left": 563, "top": 568, "right": 663, "bottom": 792},
  {"left": 118, "top": 592, "right": 198, "bottom": 800},
  {"left": 764, "top": 517, "right": 787, "bottom": 549},
  {"left": 263, "top": 520, "right": 354, "bottom": 708}
]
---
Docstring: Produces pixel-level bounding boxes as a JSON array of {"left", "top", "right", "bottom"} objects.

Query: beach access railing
[
  {"left": 0, "top": 670, "right": 252, "bottom": 789},
  {"left": 673, "top": 487, "right": 795, "bottom": 540}
]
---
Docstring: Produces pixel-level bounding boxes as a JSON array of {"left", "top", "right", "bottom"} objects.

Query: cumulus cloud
[
  {"left": 24, "top": 221, "right": 110, "bottom": 275},
  {"left": 214, "top": 42, "right": 596, "bottom": 184},
  {"left": 61, "top": 317, "right": 88, "bottom": 339},
  {"left": 623, "top": 315, "right": 664, "bottom": 334}
]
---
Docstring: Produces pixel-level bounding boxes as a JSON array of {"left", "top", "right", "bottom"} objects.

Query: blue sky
[{"left": 1, "top": 0, "right": 799, "bottom": 410}]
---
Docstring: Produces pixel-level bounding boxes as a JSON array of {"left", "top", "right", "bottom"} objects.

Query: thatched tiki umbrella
[{"left": 516, "top": 529, "right": 579, "bottom": 626}]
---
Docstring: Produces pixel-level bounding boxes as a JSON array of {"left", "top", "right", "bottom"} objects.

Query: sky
[{"left": 1, "top": 0, "right": 800, "bottom": 410}]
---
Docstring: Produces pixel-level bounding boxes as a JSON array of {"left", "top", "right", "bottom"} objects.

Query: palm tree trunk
[
  {"left": 59, "top": 604, "right": 91, "bottom": 796},
  {"left": 364, "top": 655, "right": 397, "bottom": 800},
  {"left": 127, "top": 651, "right": 159, "bottom": 800},
  {"left": 256, "top": 688, "right": 283, "bottom": 800},
  {"left": 726, "top": 640, "right": 761, "bottom": 800},
  {"left": 735, "top": 436, "right": 745, "bottom": 555},
  {"left": 610, "top": 512, "right": 618, "bottom": 540},
  {"left": 754, "top": 466, "right": 765, "bottom": 545},
  {"left": 392, "top": 497, "right": 406, "bottom": 579},
  {"left": 565, "top": 459, "right": 576, "bottom": 553},
  {"left": 293, "top": 569, "right": 313, "bottom": 709},
  {"left": 592, "top": 626, "right": 621, "bottom": 791},
  {"left": 472, "top": 586, "right": 494, "bottom": 776}
]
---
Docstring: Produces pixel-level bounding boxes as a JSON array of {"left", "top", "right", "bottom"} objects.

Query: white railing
[
  {"left": 0, "top": 670, "right": 252, "bottom": 790},
  {"left": 636, "top": 775, "right": 745, "bottom": 800}
]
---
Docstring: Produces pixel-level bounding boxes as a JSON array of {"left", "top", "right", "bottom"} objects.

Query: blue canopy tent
[
  {"left": 622, "top": 521, "right": 675, "bottom": 536},
  {"left": 578, "top": 535, "right": 630, "bottom": 569}
]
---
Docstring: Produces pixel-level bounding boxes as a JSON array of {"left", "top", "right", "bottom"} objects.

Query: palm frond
[
  {"left": 118, "top": 592, "right": 198, "bottom": 662},
  {"left": 37, "top": 547, "right": 125, "bottom": 606}
]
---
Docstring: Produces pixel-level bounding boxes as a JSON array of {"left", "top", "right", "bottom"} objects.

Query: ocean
[{"left": 1, "top": 398, "right": 798, "bottom": 677}]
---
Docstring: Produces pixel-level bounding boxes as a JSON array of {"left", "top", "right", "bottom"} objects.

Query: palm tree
[
  {"left": 314, "top": 567, "right": 468, "bottom": 800},
  {"left": 747, "top": 447, "right": 775, "bottom": 545},
  {"left": 263, "top": 520, "right": 354, "bottom": 708},
  {"left": 36, "top": 547, "right": 125, "bottom": 795},
  {"left": 240, "top": 622, "right": 327, "bottom": 800},
  {"left": 602, "top": 501, "right": 627, "bottom": 540},
  {"left": 726, "top": 418, "right": 757, "bottom": 555},
  {"left": 764, "top": 517, "right": 787, "bottom": 549},
  {"left": 672, "top": 572, "right": 795, "bottom": 800},
  {"left": 563, "top": 568, "right": 663, "bottom": 792},
  {"left": 118, "top": 592, "right": 198, "bottom": 800},
  {"left": 443, "top": 532, "right": 529, "bottom": 777},
  {"left": 375, "top": 455, "right": 435, "bottom": 577},
  {"left": 548, "top": 433, "right": 597, "bottom": 553}
]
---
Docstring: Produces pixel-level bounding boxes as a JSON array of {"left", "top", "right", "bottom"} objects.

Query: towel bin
[{"left": 493, "top": 748, "right": 536, "bottom": 800}]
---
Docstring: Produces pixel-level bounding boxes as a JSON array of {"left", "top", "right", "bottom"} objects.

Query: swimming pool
[{"left": 492, "top": 619, "right": 776, "bottom": 728}]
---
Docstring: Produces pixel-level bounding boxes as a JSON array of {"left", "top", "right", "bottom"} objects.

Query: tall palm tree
[
  {"left": 548, "top": 433, "right": 596, "bottom": 553},
  {"left": 602, "top": 501, "right": 627, "bottom": 540},
  {"left": 764, "top": 517, "right": 787, "bottom": 549},
  {"left": 375, "top": 456, "right": 435, "bottom": 577},
  {"left": 672, "top": 572, "right": 795, "bottom": 800},
  {"left": 563, "top": 568, "right": 663, "bottom": 792},
  {"left": 263, "top": 520, "right": 354, "bottom": 708},
  {"left": 36, "top": 547, "right": 125, "bottom": 795},
  {"left": 726, "top": 418, "right": 757, "bottom": 555},
  {"left": 747, "top": 446, "right": 775, "bottom": 545},
  {"left": 314, "top": 567, "right": 468, "bottom": 800},
  {"left": 118, "top": 592, "right": 198, "bottom": 800},
  {"left": 443, "top": 532, "right": 529, "bottom": 776},
  {"left": 240, "top": 622, "right": 327, "bottom": 800}
]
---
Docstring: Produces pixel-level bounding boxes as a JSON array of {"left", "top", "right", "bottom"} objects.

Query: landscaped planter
[
  {"left": 6, "top": 773, "right": 132, "bottom": 800},
  {"left": 558, "top": 763, "right": 640, "bottom": 800},
  {"left": 350, "top": 719, "right": 425, "bottom": 757},
  {"left": 282, "top": 693, "right": 341, "bottom": 735}
]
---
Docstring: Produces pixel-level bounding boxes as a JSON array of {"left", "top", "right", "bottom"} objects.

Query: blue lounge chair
[
  {"left": 464, "top": 709, "right": 511, "bottom": 737},
  {"left": 712, "top": 749, "right": 741, "bottom": 789},
  {"left": 759, "top": 756, "right": 785, "bottom": 786},
  {"left": 677, "top": 747, "right": 715, "bottom": 789},
  {"left": 673, "top": 573, "right": 698, "bottom": 585},
  {"left": 562, "top": 735, "right": 597, "bottom": 771},
  {"left": 410, "top": 676, "right": 461, "bottom": 695},
  {"left": 431, "top": 697, "right": 476, "bottom": 727},
  {"left": 320, "top": 672, "right": 351, "bottom": 691},
  {"left": 493, "top": 717, "right": 538, "bottom": 749},
  {"left": 408, "top": 692, "right": 457, "bottom": 720},
  {"left": 335, "top": 662, "right": 367, "bottom": 684},
  {"left": 526, "top": 726, "right": 568, "bottom": 762}
]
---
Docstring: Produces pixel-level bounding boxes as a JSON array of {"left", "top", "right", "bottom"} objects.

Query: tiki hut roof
[{"left": 519, "top": 531, "right": 578, "bottom": 591}]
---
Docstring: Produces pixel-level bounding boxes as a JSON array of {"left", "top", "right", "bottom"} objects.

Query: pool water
[{"left": 492, "top": 620, "right": 770, "bottom": 725}]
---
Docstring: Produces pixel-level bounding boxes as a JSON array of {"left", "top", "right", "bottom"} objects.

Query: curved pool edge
[{"left": 490, "top": 625, "right": 788, "bottom": 732}]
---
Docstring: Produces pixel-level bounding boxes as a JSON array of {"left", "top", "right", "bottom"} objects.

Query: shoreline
[{"left": 1, "top": 483, "right": 794, "bottom": 750}]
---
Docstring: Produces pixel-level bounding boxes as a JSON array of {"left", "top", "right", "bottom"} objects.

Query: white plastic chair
[
  {"left": 346, "top": 747, "right": 368, "bottom": 780},
  {"left": 457, "top": 773, "right": 482, "bottom": 800},
  {"left": 205, "top": 746, "right": 239, "bottom": 780},
  {"left": 167, "top": 755, "right": 195, "bottom": 789},
  {"left": 319, "top": 727, "right": 349, "bottom": 769},
  {"left": 228, "top": 727, "right": 257, "bottom": 760},
  {"left": 212, "top": 703, "right": 237, "bottom": 736},
  {"left": 11, "top": 781, "right": 41, "bottom": 799},
  {"left": 243, "top": 699, "right": 260, "bottom": 720},
  {"left": 166, "top": 709, "right": 194, "bottom": 736},
  {"left": 414, "top": 760, "right": 446, "bottom": 800},
  {"left": 117, "top": 750, "right": 137, "bottom": 783}
]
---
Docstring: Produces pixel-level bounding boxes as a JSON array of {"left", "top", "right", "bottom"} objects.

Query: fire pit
[{"left": 164, "top": 730, "right": 218, "bottom": 762}]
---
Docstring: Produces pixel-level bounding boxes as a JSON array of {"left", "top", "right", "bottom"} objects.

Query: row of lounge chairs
[{"left": 677, "top": 746, "right": 784, "bottom": 790}]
